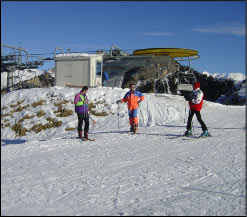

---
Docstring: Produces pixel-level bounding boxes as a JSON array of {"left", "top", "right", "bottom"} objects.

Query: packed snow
[{"left": 1, "top": 86, "right": 246, "bottom": 216}]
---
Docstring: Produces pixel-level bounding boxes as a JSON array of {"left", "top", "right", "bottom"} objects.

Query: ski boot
[
  {"left": 184, "top": 130, "right": 192, "bottom": 137},
  {"left": 200, "top": 130, "right": 210, "bottom": 137},
  {"left": 132, "top": 124, "right": 138, "bottom": 134},
  {"left": 82, "top": 132, "right": 88, "bottom": 141},
  {"left": 78, "top": 131, "right": 82, "bottom": 139}
]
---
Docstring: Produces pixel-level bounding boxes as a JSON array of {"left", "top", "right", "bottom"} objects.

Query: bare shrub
[
  {"left": 65, "top": 127, "right": 75, "bottom": 131},
  {"left": 18, "top": 114, "right": 35, "bottom": 123},
  {"left": 10, "top": 99, "right": 25, "bottom": 108},
  {"left": 54, "top": 105, "right": 73, "bottom": 117},
  {"left": 31, "top": 99, "right": 46, "bottom": 108},
  {"left": 12, "top": 105, "right": 29, "bottom": 113},
  {"left": 88, "top": 102, "right": 108, "bottom": 116},
  {"left": 11, "top": 122, "right": 29, "bottom": 136},
  {"left": 36, "top": 110, "right": 46, "bottom": 117}
]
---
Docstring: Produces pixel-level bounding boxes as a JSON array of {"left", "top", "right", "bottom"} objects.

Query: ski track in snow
[{"left": 1, "top": 91, "right": 245, "bottom": 216}]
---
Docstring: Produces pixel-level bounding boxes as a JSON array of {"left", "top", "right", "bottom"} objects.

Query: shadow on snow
[{"left": 1, "top": 139, "right": 28, "bottom": 146}]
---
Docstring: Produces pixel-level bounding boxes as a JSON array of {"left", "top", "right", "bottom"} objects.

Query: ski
[
  {"left": 119, "top": 130, "right": 139, "bottom": 135},
  {"left": 169, "top": 133, "right": 217, "bottom": 140},
  {"left": 168, "top": 134, "right": 195, "bottom": 139},
  {"left": 120, "top": 131, "right": 132, "bottom": 134},
  {"left": 120, "top": 132, "right": 138, "bottom": 135},
  {"left": 182, "top": 134, "right": 214, "bottom": 140},
  {"left": 81, "top": 138, "right": 95, "bottom": 141}
]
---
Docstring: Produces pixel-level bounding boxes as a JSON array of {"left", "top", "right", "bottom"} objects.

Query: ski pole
[
  {"left": 140, "top": 109, "right": 146, "bottom": 129},
  {"left": 188, "top": 110, "right": 194, "bottom": 132},
  {"left": 117, "top": 102, "right": 120, "bottom": 129},
  {"left": 184, "top": 101, "right": 187, "bottom": 124},
  {"left": 192, "top": 118, "right": 194, "bottom": 131},
  {"left": 139, "top": 103, "right": 146, "bottom": 129},
  {"left": 89, "top": 114, "right": 96, "bottom": 128}
]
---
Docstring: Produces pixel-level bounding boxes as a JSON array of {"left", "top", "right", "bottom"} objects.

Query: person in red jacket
[
  {"left": 116, "top": 83, "right": 144, "bottom": 134},
  {"left": 185, "top": 82, "right": 209, "bottom": 137}
]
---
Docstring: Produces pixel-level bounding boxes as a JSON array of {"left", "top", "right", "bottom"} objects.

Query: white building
[{"left": 55, "top": 53, "right": 103, "bottom": 88}]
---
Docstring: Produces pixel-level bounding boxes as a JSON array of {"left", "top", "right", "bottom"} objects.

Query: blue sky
[{"left": 1, "top": 1, "right": 245, "bottom": 75}]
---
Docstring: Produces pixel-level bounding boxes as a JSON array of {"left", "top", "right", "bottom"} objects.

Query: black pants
[
  {"left": 187, "top": 111, "right": 207, "bottom": 131},
  {"left": 77, "top": 113, "right": 89, "bottom": 133}
]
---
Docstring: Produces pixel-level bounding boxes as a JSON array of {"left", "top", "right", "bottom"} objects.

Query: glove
[{"left": 116, "top": 100, "right": 121, "bottom": 104}]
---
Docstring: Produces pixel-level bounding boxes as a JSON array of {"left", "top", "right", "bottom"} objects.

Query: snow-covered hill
[
  {"left": 202, "top": 71, "right": 246, "bottom": 83},
  {"left": 201, "top": 71, "right": 246, "bottom": 105},
  {"left": 2, "top": 69, "right": 245, "bottom": 105},
  {"left": 1, "top": 69, "right": 45, "bottom": 90},
  {"left": 1, "top": 68, "right": 55, "bottom": 91},
  {"left": 216, "top": 79, "right": 246, "bottom": 105},
  {"left": 1, "top": 86, "right": 245, "bottom": 216}
]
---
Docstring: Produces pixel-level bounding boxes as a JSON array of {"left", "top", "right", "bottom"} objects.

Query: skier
[
  {"left": 116, "top": 83, "right": 144, "bottom": 134},
  {"left": 74, "top": 86, "right": 96, "bottom": 140},
  {"left": 184, "top": 82, "right": 209, "bottom": 137}
]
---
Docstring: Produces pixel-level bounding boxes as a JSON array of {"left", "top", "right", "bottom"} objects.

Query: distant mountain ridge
[{"left": 202, "top": 71, "right": 245, "bottom": 82}]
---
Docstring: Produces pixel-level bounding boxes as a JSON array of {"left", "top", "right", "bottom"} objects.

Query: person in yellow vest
[{"left": 74, "top": 86, "right": 96, "bottom": 140}]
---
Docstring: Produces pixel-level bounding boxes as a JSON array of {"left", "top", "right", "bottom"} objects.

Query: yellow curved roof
[{"left": 133, "top": 48, "right": 198, "bottom": 58}]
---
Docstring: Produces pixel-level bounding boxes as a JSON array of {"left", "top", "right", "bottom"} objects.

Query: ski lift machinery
[{"left": 133, "top": 48, "right": 200, "bottom": 92}]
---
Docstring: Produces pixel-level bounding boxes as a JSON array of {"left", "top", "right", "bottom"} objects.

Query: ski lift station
[
  {"left": 54, "top": 46, "right": 200, "bottom": 92},
  {"left": 54, "top": 53, "right": 103, "bottom": 88}
]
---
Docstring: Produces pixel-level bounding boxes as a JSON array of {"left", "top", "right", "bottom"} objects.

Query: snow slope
[
  {"left": 216, "top": 79, "right": 246, "bottom": 105},
  {"left": 1, "top": 87, "right": 246, "bottom": 216},
  {"left": 1, "top": 69, "right": 46, "bottom": 90}
]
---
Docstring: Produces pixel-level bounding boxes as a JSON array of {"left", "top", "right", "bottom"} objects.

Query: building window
[{"left": 96, "top": 62, "right": 102, "bottom": 76}]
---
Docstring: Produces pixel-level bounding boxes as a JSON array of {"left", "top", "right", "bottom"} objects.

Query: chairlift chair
[{"left": 177, "top": 70, "right": 196, "bottom": 92}]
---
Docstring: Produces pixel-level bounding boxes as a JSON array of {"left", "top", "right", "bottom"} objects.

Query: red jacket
[
  {"left": 189, "top": 82, "right": 204, "bottom": 111},
  {"left": 189, "top": 94, "right": 204, "bottom": 111}
]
